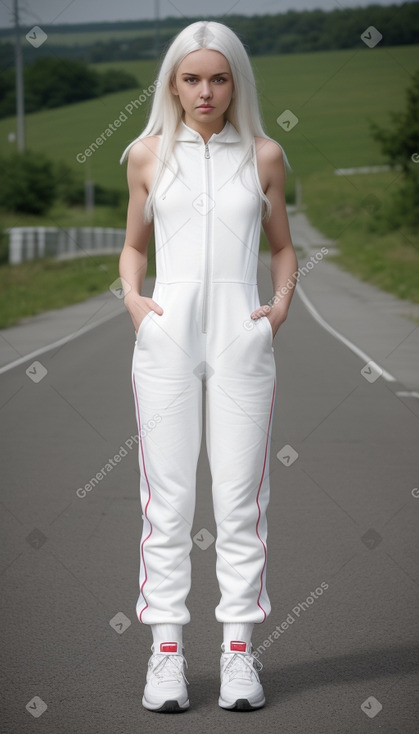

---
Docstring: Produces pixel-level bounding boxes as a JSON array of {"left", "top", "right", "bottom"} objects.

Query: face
[{"left": 170, "top": 49, "right": 234, "bottom": 128}]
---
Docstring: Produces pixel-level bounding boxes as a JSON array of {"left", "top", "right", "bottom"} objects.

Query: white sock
[
  {"left": 151, "top": 623, "right": 183, "bottom": 653},
  {"left": 223, "top": 622, "right": 254, "bottom": 653}
]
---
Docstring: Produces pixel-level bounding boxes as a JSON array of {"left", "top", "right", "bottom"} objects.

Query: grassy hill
[{"left": 1, "top": 46, "right": 417, "bottom": 189}]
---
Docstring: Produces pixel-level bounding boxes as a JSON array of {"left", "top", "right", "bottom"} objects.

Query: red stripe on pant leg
[
  {"left": 255, "top": 378, "right": 276, "bottom": 621},
  {"left": 132, "top": 370, "right": 153, "bottom": 622}
]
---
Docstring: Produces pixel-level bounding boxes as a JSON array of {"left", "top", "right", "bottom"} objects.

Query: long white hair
[{"left": 120, "top": 20, "right": 292, "bottom": 224}]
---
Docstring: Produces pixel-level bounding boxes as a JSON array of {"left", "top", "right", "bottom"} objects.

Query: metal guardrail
[{"left": 7, "top": 226, "right": 126, "bottom": 264}]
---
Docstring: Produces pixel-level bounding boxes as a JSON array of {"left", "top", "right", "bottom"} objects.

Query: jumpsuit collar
[{"left": 175, "top": 118, "right": 241, "bottom": 144}]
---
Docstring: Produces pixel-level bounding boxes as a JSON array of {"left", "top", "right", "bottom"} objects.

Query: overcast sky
[{"left": 0, "top": 0, "right": 407, "bottom": 29}]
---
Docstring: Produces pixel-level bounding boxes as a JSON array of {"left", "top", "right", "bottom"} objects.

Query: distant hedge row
[{"left": 0, "top": 58, "right": 138, "bottom": 119}]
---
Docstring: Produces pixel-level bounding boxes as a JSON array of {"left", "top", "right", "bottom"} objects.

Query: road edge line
[
  {"left": 0, "top": 308, "right": 125, "bottom": 375},
  {"left": 295, "top": 284, "right": 396, "bottom": 382}
]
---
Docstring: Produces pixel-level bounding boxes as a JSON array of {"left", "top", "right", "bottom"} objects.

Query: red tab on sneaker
[
  {"left": 230, "top": 640, "right": 247, "bottom": 652},
  {"left": 160, "top": 642, "right": 178, "bottom": 653}
]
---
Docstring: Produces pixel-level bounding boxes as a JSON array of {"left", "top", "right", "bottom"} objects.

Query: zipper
[{"left": 201, "top": 141, "right": 211, "bottom": 333}]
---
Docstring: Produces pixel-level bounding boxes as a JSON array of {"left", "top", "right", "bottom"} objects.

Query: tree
[{"left": 369, "top": 70, "right": 419, "bottom": 229}]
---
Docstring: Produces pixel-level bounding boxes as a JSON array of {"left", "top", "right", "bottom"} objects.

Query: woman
[{"left": 119, "top": 19, "right": 298, "bottom": 713}]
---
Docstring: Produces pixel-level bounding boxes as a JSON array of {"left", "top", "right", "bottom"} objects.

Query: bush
[
  {"left": 53, "top": 161, "right": 85, "bottom": 206},
  {"left": 0, "top": 226, "right": 9, "bottom": 264},
  {"left": 98, "top": 68, "right": 138, "bottom": 95},
  {"left": 0, "top": 150, "right": 125, "bottom": 215},
  {"left": 0, "top": 150, "right": 56, "bottom": 215},
  {"left": 94, "top": 184, "right": 123, "bottom": 206},
  {"left": 384, "top": 168, "right": 419, "bottom": 234}
]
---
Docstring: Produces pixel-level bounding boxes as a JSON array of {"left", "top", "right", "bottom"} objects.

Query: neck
[{"left": 181, "top": 114, "right": 227, "bottom": 143}]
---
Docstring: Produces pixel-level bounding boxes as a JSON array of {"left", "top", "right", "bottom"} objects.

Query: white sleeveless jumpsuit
[{"left": 131, "top": 118, "right": 277, "bottom": 627}]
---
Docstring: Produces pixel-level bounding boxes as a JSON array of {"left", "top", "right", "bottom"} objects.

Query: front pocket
[
  {"left": 261, "top": 315, "right": 274, "bottom": 343},
  {"left": 135, "top": 311, "right": 154, "bottom": 344}
]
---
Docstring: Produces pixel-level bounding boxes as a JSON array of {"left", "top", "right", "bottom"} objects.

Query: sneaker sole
[
  {"left": 142, "top": 696, "right": 190, "bottom": 713},
  {"left": 218, "top": 696, "right": 265, "bottom": 711}
]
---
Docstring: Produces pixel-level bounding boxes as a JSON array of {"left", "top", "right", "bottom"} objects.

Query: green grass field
[
  {"left": 2, "top": 46, "right": 417, "bottom": 189},
  {"left": 0, "top": 254, "right": 123, "bottom": 328},
  {"left": 0, "top": 44, "right": 418, "bottom": 327}
]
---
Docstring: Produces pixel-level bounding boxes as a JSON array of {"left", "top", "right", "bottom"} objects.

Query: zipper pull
[{"left": 204, "top": 143, "right": 210, "bottom": 158}]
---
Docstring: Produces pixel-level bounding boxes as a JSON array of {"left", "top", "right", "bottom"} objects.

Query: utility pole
[
  {"left": 13, "top": 0, "right": 25, "bottom": 152},
  {"left": 154, "top": 0, "right": 160, "bottom": 58}
]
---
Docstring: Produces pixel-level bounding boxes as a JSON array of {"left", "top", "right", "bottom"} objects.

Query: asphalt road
[{"left": 1, "top": 242, "right": 418, "bottom": 732}]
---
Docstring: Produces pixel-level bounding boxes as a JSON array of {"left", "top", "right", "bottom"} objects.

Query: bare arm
[
  {"left": 118, "top": 138, "right": 163, "bottom": 333},
  {"left": 251, "top": 141, "right": 298, "bottom": 337}
]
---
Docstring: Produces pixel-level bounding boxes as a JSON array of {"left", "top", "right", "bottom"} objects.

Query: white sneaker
[
  {"left": 142, "top": 641, "right": 190, "bottom": 713},
  {"left": 218, "top": 641, "right": 265, "bottom": 710}
]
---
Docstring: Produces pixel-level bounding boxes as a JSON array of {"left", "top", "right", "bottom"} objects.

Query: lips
[{"left": 197, "top": 105, "right": 214, "bottom": 109}]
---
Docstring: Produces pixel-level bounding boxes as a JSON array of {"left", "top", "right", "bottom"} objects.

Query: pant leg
[
  {"left": 131, "top": 298, "right": 204, "bottom": 625},
  {"left": 205, "top": 309, "right": 276, "bottom": 624}
]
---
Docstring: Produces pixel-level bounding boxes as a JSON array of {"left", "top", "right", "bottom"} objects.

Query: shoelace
[
  {"left": 149, "top": 652, "right": 190, "bottom": 686},
  {"left": 221, "top": 651, "right": 263, "bottom": 682}
]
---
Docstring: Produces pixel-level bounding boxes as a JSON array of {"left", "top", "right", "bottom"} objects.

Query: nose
[{"left": 200, "top": 81, "right": 212, "bottom": 99}]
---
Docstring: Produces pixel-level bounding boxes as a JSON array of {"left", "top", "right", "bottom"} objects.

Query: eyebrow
[{"left": 181, "top": 72, "right": 230, "bottom": 76}]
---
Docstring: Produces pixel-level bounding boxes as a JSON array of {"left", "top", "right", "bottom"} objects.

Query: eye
[{"left": 184, "top": 77, "right": 197, "bottom": 83}]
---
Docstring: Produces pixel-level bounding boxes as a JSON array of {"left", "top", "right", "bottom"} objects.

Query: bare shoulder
[
  {"left": 127, "top": 134, "right": 161, "bottom": 165},
  {"left": 254, "top": 136, "right": 284, "bottom": 192},
  {"left": 254, "top": 136, "right": 284, "bottom": 162},
  {"left": 127, "top": 135, "right": 161, "bottom": 193}
]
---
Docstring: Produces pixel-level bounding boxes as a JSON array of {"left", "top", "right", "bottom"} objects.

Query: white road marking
[
  {"left": 0, "top": 309, "right": 124, "bottom": 375},
  {"left": 296, "top": 285, "right": 397, "bottom": 382}
]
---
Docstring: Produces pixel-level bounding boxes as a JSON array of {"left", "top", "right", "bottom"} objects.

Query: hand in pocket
[{"left": 124, "top": 293, "right": 163, "bottom": 334}]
